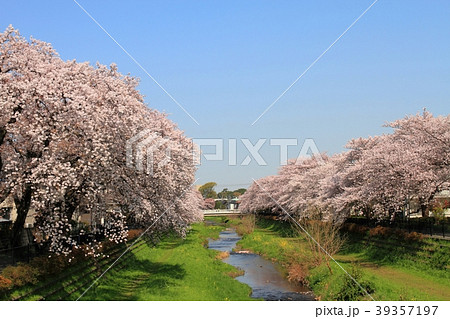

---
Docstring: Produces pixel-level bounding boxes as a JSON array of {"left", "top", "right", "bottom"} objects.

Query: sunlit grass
[
  {"left": 237, "top": 218, "right": 450, "bottom": 301},
  {"left": 80, "top": 222, "right": 253, "bottom": 301}
]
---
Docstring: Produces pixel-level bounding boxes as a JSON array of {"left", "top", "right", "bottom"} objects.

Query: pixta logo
[
  {"left": 192, "top": 138, "right": 323, "bottom": 166},
  {"left": 126, "top": 130, "right": 171, "bottom": 176}
]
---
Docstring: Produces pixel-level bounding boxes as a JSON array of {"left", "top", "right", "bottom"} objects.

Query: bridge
[{"left": 202, "top": 209, "right": 243, "bottom": 217}]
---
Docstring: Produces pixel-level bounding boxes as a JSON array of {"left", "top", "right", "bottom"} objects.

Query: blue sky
[{"left": 2, "top": 1, "right": 450, "bottom": 191}]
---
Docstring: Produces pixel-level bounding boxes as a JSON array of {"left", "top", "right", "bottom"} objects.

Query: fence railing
[
  {"left": 0, "top": 242, "right": 43, "bottom": 270},
  {"left": 345, "top": 217, "right": 450, "bottom": 238},
  {"left": 0, "top": 229, "right": 112, "bottom": 270},
  {"left": 202, "top": 209, "right": 243, "bottom": 215}
]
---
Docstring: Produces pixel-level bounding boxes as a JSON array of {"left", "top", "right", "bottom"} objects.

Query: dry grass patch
[
  {"left": 234, "top": 215, "right": 256, "bottom": 235},
  {"left": 227, "top": 269, "right": 245, "bottom": 278},
  {"left": 287, "top": 263, "right": 310, "bottom": 286},
  {"left": 215, "top": 251, "right": 230, "bottom": 260}
]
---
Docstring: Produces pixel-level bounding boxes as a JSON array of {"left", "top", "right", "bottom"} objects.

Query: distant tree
[
  {"left": 233, "top": 192, "right": 241, "bottom": 198},
  {"left": 217, "top": 187, "right": 246, "bottom": 199},
  {"left": 234, "top": 188, "right": 247, "bottom": 195},
  {"left": 198, "top": 182, "right": 217, "bottom": 199},
  {"left": 218, "top": 188, "right": 233, "bottom": 199},
  {"left": 217, "top": 188, "right": 229, "bottom": 199},
  {"left": 214, "top": 200, "right": 226, "bottom": 210}
]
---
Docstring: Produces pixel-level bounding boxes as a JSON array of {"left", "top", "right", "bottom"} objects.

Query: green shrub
[
  {"left": 215, "top": 201, "right": 226, "bottom": 209},
  {"left": 1, "top": 263, "right": 40, "bottom": 287},
  {"left": 333, "top": 264, "right": 375, "bottom": 301},
  {"left": 429, "top": 248, "right": 450, "bottom": 270},
  {"left": 29, "top": 254, "right": 69, "bottom": 277},
  {"left": 307, "top": 265, "right": 329, "bottom": 293}
]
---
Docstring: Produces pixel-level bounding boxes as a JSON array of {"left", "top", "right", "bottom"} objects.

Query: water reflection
[{"left": 208, "top": 228, "right": 315, "bottom": 301}]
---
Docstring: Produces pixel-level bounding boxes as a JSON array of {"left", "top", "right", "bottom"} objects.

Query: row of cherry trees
[
  {"left": 0, "top": 26, "right": 203, "bottom": 254},
  {"left": 240, "top": 111, "right": 450, "bottom": 222}
]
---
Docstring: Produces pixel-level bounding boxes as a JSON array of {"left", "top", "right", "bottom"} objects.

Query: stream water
[{"left": 208, "top": 228, "right": 315, "bottom": 301}]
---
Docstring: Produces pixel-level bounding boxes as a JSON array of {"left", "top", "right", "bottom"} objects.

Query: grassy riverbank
[
  {"left": 4, "top": 217, "right": 448, "bottom": 301},
  {"left": 231, "top": 217, "right": 450, "bottom": 301},
  {"left": 2, "top": 222, "right": 253, "bottom": 301},
  {"left": 80, "top": 222, "right": 252, "bottom": 300}
]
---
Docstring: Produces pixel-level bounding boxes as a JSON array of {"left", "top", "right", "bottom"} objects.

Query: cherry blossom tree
[
  {"left": 386, "top": 110, "right": 450, "bottom": 216},
  {"left": 335, "top": 111, "right": 450, "bottom": 218},
  {"left": 241, "top": 110, "right": 450, "bottom": 223},
  {"left": 203, "top": 198, "right": 216, "bottom": 210},
  {"left": 239, "top": 175, "right": 280, "bottom": 214},
  {"left": 0, "top": 26, "right": 202, "bottom": 254}
]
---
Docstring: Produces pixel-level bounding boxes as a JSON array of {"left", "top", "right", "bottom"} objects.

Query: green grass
[
  {"left": 2, "top": 241, "right": 145, "bottom": 301},
  {"left": 80, "top": 222, "right": 253, "bottom": 300},
  {"left": 235, "top": 217, "right": 450, "bottom": 301},
  {"left": 6, "top": 217, "right": 448, "bottom": 301},
  {"left": 235, "top": 218, "right": 311, "bottom": 269},
  {"left": 308, "top": 259, "right": 450, "bottom": 301}
]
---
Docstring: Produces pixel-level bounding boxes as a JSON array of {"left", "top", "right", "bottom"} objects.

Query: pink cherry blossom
[
  {"left": 0, "top": 26, "right": 203, "bottom": 255},
  {"left": 241, "top": 110, "right": 450, "bottom": 223}
]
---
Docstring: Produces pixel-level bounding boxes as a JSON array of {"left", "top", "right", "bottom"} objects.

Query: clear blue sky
[{"left": 2, "top": 1, "right": 449, "bottom": 191}]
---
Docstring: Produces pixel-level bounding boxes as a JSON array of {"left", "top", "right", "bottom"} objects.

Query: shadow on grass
[
  {"left": 83, "top": 250, "right": 186, "bottom": 301},
  {"left": 339, "top": 233, "right": 426, "bottom": 267},
  {"left": 255, "top": 218, "right": 298, "bottom": 238},
  {"left": 144, "top": 231, "right": 196, "bottom": 250}
]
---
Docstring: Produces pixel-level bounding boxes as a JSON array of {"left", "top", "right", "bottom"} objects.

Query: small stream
[{"left": 208, "top": 228, "right": 315, "bottom": 301}]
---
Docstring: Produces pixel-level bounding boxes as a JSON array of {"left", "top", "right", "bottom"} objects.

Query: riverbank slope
[{"left": 233, "top": 217, "right": 450, "bottom": 301}]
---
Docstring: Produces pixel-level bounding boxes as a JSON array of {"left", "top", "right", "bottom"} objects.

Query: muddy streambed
[{"left": 208, "top": 228, "right": 315, "bottom": 301}]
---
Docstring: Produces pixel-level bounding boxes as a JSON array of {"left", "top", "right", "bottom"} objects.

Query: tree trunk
[
  {"left": 0, "top": 126, "right": 8, "bottom": 204},
  {"left": 420, "top": 203, "right": 429, "bottom": 218},
  {"left": 0, "top": 126, "right": 5, "bottom": 172},
  {"left": 11, "top": 185, "right": 32, "bottom": 247},
  {"left": 363, "top": 206, "right": 371, "bottom": 220},
  {"left": 0, "top": 126, "right": 5, "bottom": 145},
  {"left": 63, "top": 186, "right": 83, "bottom": 223}
]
